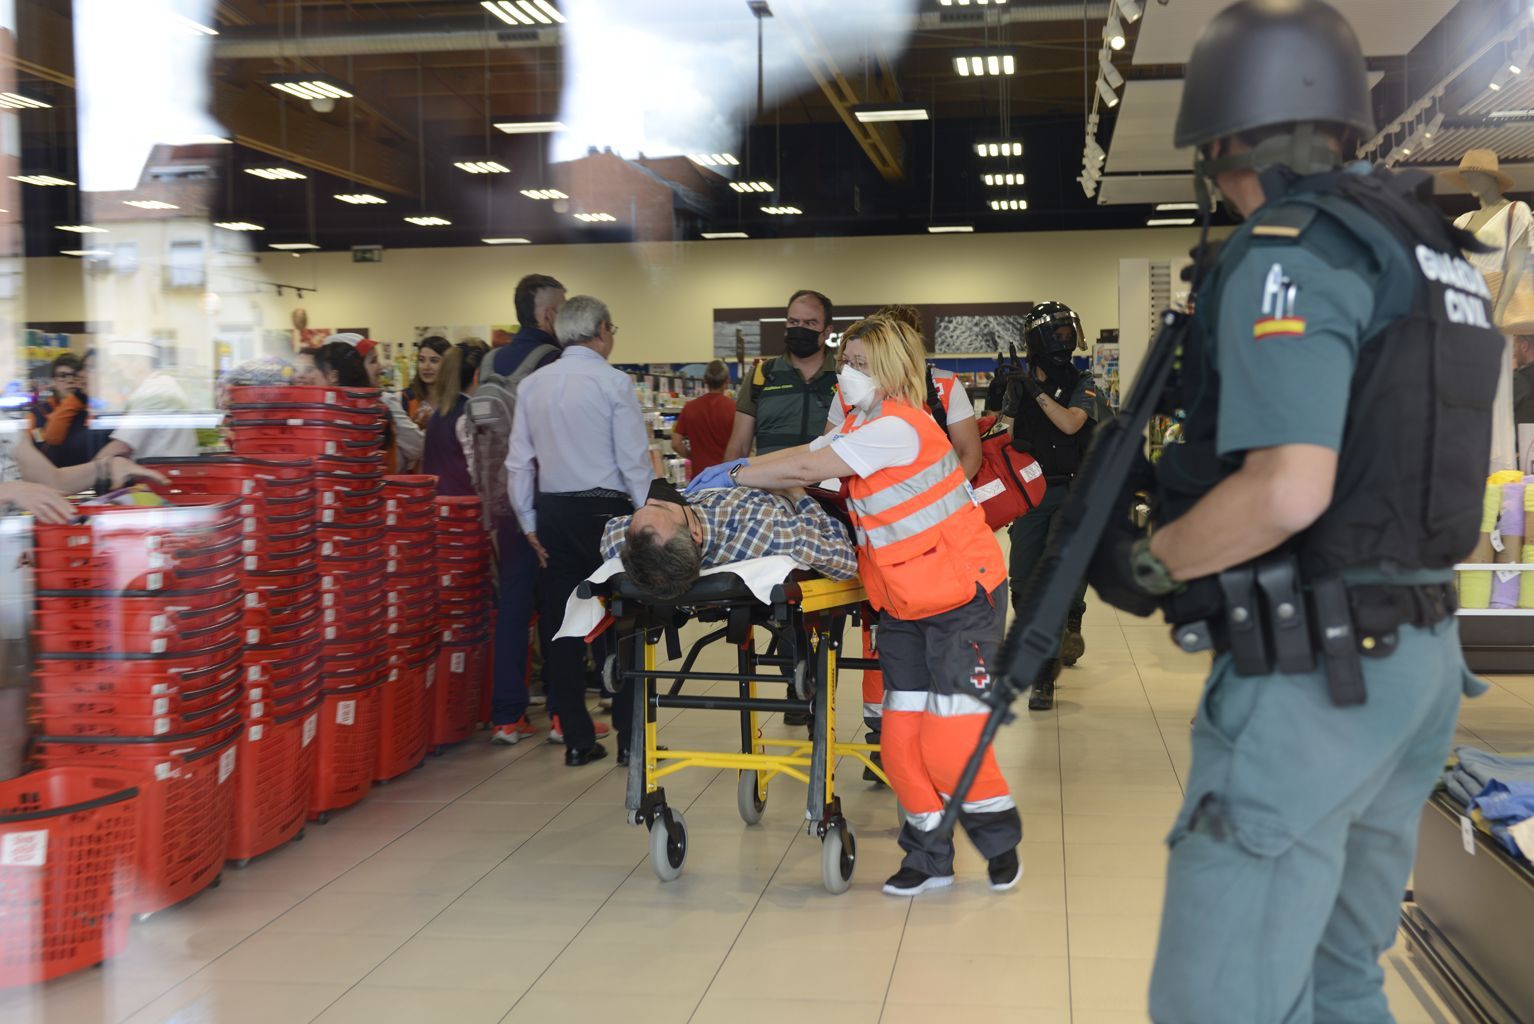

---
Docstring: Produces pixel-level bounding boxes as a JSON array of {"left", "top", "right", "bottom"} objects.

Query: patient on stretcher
[{"left": 599, "top": 479, "right": 858, "bottom": 600}]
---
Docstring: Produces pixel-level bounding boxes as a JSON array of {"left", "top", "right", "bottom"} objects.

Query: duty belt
[{"left": 1172, "top": 553, "right": 1457, "bottom": 708}]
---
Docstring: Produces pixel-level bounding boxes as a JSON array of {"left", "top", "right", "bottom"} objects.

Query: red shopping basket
[
  {"left": 309, "top": 677, "right": 385, "bottom": 821},
  {"left": 0, "top": 768, "right": 141, "bottom": 987},
  {"left": 228, "top": 692, "right": 321, "bottom": 865},
  {"left": 375, "top": 652, "right": 430, "bottom": 782},
  {"left": 429, "top": 640, "right": 478, "bottom": 748},
  {"left": 229, "top": 384, "right": 381, "bottom": 410}
]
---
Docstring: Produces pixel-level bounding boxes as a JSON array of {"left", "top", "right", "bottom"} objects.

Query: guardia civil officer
[
  {"left": 1003, "top": 301, "right": 1099, "bottom": 710},
  {"left": 1088, "top": 2, "right": 1503, "bottom": 1021}
]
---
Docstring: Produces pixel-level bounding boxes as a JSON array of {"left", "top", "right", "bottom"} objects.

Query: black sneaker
[
  {"left": 1028, "top": 659, "right": 1060, "bottom": 711},
  {"left": 1061, "top": 616, "right": 1085, "bottom": 666},
  {"left": 881, "top": 867, "right": 954, "bottom": 897},
  {"left": 862, "top": 747, "right": 885, "bottom": 785},
  {"left": 782, "top": 709, "right": 810, "bottom": 727},
  {"left": 987, "top": 849, "right": 1023, "bottom": 891},
  {"left": 564, "top": 742, "right": 609, "bottom": 767}
]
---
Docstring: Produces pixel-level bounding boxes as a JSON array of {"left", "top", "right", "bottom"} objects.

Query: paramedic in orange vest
[
  {"left": 730, "top": 316, "right": 1022, "bottom": 895},
  {"left": 825, "top": 305, "right": 984, "bottom": 785}
]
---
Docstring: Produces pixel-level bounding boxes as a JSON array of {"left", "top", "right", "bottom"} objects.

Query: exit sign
[{"left": 352, "top": 245, "right": 383, "bottom": 263}]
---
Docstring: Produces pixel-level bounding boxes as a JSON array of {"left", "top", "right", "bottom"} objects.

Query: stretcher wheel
[
  {"left": 792, "top": 659, "right": 809, "bottom": 700},
  {"left": 650, "top": 807, "right": 688, "bottom": 882},
  {"left": 821, "top": 821, "right": 856, "bottom": 895},
  {"left": 601, "top": 652, "right": 619, "bottom": 695},
  {"left": 737, "top": 770, "right": 766, "bottom": 825}
]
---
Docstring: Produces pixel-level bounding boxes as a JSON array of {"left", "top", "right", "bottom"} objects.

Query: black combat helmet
[
  {"left": 1023, "top": 302, "right": 1084, "bottom": 367},
  {"left": 1176, "top": 0, "right": 1374, "bottom": 180}
]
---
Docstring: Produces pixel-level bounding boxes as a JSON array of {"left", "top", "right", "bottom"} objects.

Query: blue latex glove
[{"left": 684, "top": 459, "right": 747, "bottom": 494}]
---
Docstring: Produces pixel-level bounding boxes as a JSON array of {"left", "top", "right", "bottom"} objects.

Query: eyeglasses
[
  {"left": 840, "top": 354, "right": 870, "bottom": 373},
  {"left": 52, "top": 372, "right": 80, "bottom": 383},
  {"left": 786, "top": 317, "right": 823, "bottom": 330},
  {"left": 607, "top": 322, "right": 619, "bottom": 335}
]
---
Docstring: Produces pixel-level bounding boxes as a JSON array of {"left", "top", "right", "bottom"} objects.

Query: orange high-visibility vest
[{"left": 844, "top": 399, "right": 1005, "bottom": 619}]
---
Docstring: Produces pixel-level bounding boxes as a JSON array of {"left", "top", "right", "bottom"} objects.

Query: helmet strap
[{"left": 1193, "top": 123, "right": 1343, "bottom": 215}]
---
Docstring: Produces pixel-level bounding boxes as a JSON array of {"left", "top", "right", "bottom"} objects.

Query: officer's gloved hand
[
  {"left": 1017, "top": 373, "right": 1045, "bottom": 403},
  {"left": 1087, "top": 533, "right": 1163, "bottom": 618},
  {"left": 684, "top": 459, "right": 746, "bottom": 495}
]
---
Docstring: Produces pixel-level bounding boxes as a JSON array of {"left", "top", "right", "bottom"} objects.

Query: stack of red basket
[
  {"left": 224, "top": 384, "right": 387, "bottom": 460},
  {"left": 308, "top": 452, "right": 389, "bottom": 820},
  {"left": 146, "top": 455, "right": 325, "bottom": 865},
  {"left": 377, "top": 475, "right": 438, "bottom": 780},
  {"left": 430, "top": 495, "right": 493, "bottom": 749},
  {"left": 31, "top": 499, "right": 245, "bottom": 915}
]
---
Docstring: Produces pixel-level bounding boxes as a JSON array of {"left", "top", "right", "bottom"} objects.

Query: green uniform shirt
[{"left": 737, "top": 348, "right": 839, "bottom": 454}]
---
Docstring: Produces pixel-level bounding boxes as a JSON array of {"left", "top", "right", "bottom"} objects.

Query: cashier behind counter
[{"left": 601, "top": 478, "right": 858, "bottom": 601}]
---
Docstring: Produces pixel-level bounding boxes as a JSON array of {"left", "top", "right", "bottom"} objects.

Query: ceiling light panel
[
  {"left": 928, "top": 225, "right": 975, "bottom": 233},
  {"left": 983, "top": 173, "right": 1024, "bottom": 186},
  {"left": 494, "top": 119, "right": 565, "bottom": 134},
  {"left": 688, "top": 153, "right": 740, "bottom": 167},
  {"left": 215, "top": 221, "right": 263, "bottom": 231},
  {"left": 245, "top": 166, "right": 307, "bottom": 181},
  {"left": 729, "top": 180, "right": 774, "bottom": 193},
  {"left": 702, "top": 231, "right": 749, "bottom": 239},
  {"left": 953, "top": 51, "right": 1015, "bottom": 77},
  {"left": 404, "top": 216, "right": 452, "bottom": 226},
  {"left": 1147, "top": 217, "right": 1196, "bottom": 226},
  {"left": 335, "top": 193, "right": 387, "bottom": 204},
  {"left": 483, "top": 237, "right": 532, "bottom": 244},
  {"left": 57, "top": 225, "right": 107, "bottom": 233},
  {"left": 269, "top": 242, "right": 320, "bottom": 250},
  {"left": 975, "top": 141, "right": 1023, "bottom": 158},
  {"left": 988, "top": 199, "right": 1027, "bottom": 211},
  {"left": 454, "top": 160, "right": 511, "bottom": 174},
  {"left": 60, "top": 249, "right": 111, "bottom": 257},
  {"left": 483, "top": 1, "right": 566, "bottom": 25},
  {"left": 520, "top": 188, "right": 568, "bottom": 200},
  {"left": 760, "top": 206, "right": 802, "bottom": 215},
  {"left": 939, "top": 0, "right": 1010, "bottom": 5},
  {"left": 853, "top": 106, "right": 929, "bottom": 123},
  {"left": 0, "top": 93, "right": 49, "bottom": 109},
  {"left": 123, "top": 200, "right": 179, "bottom": 210},
  {"left": 11, "top": 174, "right": 73, "bottom": 186},
  {"left": 269, "top": 75, "right": 353, "bottom": 101},
  {"left": 574, "top": 212, "right": 616, "bottom": 222},
  {"left": 1155, "top": 202, "right": 1199, "bottom": 211}
]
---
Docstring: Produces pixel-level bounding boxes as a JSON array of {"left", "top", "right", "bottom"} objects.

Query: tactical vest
[
  {"left": 752, "top": 356, "right": 838, "bottom": 454},
  {"left": 1157, "top": 166, "right": 1504, "bottom": 580},
  {"left": 1010, "top": 366, "right": 1093, "bottom": 483}
]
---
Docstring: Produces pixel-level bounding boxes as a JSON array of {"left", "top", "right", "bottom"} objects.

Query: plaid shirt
[{"left": 600, "top": 488, "right": 858, "bottom": 581}]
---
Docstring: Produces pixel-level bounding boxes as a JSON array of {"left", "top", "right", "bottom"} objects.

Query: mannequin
[{"left": 1444, "top": 149, "right": 1526, "bottom": 472}]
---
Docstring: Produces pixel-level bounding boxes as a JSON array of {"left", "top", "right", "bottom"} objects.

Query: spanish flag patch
[{"left": 1253, "top": 317, "right": 1306, "bottom": 339}]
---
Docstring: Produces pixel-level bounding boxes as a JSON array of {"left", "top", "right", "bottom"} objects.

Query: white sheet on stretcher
[{"left": 555, "top": 555, "right": 807, "bottom": 641}]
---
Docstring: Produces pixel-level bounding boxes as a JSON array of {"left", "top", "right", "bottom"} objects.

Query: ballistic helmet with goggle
[
  {"left": 1175, "top": 0, "right": 1373, "bottom": 194},
  {"left": 1023, "top": 302, "right": 1084, "bottom": 367}
]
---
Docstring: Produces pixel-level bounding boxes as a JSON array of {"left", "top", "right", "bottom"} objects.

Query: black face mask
[
  {"left": 783, "top": 326, "right": 822, "bottom": 359},
  {"left": 647, "top": 477, "right": 687, "bottom": 507}
]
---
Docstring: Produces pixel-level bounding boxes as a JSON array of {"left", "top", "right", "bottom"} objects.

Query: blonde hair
[
  {"left": 432, "top": 338, "right": 490, "bottom": 412},
  {"left": 841, "top": 317, "right": 925, "bottom": 409},
  {"left": 874, "top": 304, "right": 923, "bottom": 337}
]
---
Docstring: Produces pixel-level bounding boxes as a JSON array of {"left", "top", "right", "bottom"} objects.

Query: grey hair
[
  {"left": 620, "top": 525, "right": 702, "bottom": 601},
  {"left": 554, "top": 295, "right": 611, "bottom": 348}
]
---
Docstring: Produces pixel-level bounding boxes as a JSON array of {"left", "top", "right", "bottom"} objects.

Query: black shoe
[
  {"left": 616, "top": 748, "right": 628, "bottom": 767},
  {"left": 565, "top": 742, "right": 609, "bottom": 767},
  {"left": 782, "top": 709, "right": 810, "bottom": 727},
  {"left": 987, "top": 849, "right": 1023, "bottom": 891},
  {"left": 1028, "top": 659, "right": 1060, "bottom": 712},
  {"left": 1061, "top": 615, "right": 1085, "bottom": 667},
  {"left": 881, "top": 867, "right": 954, "bottom": 897},
  {"left": 862, "top": 746, "right": 884, "bottom": 785}
]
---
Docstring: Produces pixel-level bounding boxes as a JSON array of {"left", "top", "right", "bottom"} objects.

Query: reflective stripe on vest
[
  {"left": 853, "top": 474, "right": 973, "bottom": 553},
  {"left": 885, "top": 689, "right": 927, "bottom": 713},
  {"left": 849, "top": 453, "right": 963, "bottom": 519}
]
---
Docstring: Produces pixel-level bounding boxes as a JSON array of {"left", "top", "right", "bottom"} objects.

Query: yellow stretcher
[{"left": 578, "top": 569, "right": 886, "bottom": 893}]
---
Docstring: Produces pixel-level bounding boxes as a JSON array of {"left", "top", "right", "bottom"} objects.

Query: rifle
[{"left": 940, "top": 308, "right": 1191, "bottom": 836}]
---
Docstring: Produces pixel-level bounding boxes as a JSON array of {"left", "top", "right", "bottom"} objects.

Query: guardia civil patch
[{"left": 1255, "top": 262, "right": 1306, "bottom": 339}]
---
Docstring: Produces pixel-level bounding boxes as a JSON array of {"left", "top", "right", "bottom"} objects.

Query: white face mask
[{"left": 837, "top": 365, "right": 877, "bottom": 412}]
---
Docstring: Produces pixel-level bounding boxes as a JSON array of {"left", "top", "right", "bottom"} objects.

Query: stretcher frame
[{"left": 579, "top": 571, "right": 886, "bottom": 893}]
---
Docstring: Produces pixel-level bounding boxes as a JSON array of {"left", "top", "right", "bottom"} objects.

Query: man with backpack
[{"left": 470, "top": 273, "right": 565, "bottom": 745}]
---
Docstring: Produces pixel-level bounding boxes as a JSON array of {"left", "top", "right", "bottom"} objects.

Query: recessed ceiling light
[
  {"left": 482, "top": 0, "right": 566, "bottom": 26},
  {"left": 520, "top": 188, "right": 568, "bottom": 200},
  {"left": 1155, "top": 202, "right": 1199, "bottom": 211},
  {"left": 927, "top": 225, "right": 975, "bottom": 233},
  {"left": 953, "top": 52, "right": 1015, "bottom": 77},
  {"left": 57, "top": 224, "right": 108, "bottom": 233},
  {"left": 268, "top": 74, "right": 353, "bottom": 101},
  {"left": 177, "top": 15, "right": 219, "bottom": 35},
  {"left": 123, "top": 200, "right": 179, "bottom": 210},
  {"left": 404, "top": 215, "right": 453, "bottom": 226},
  {"left": 701, "top": 231, "right": 749, "bottom": 239},
  {"left": 454, "top": 160, "right": 512, "bottom": 174},
  {"left": 688, "top": 153, "right": 740, "bottom": 167},
  {"left": 335, "top": 193, "right": 387, "bottom": 205},
  {"left": 988, "top": 199, "right": 1027, "bottom": 211},
  {"left": 214, "top": 221, "right": 263, "bottom": 231},
  {"left": 853, "top": 104, "right": 929, "bottom": 123},
  {"left": 493, "top": 119, "right": 565, "bottom": 134},
  {"left": 0, "top": 93, "right": 49, "bottom": 109},
  {"left": 729, "top": 180, "right": 774, "bottom": 193},
  {"left": 269, "top": 242, "right": 321, "bottom": 250},
  {"left": 11, "top": 174, "right": 73, "bottom": 186},
  {"left": 482, "top": 237, "right": 532, "bottom": 245},
  {"left": 975, "top": 141, "right": 1023, "bottom": 158},
  {"left": 939, "top": 1, "right": 1011, "bottom": 5},
  {"left": 1147, "top": 217, "right": 1196, "bottom": 227},
  {"left": 760, "top": 206, "right": 802, "bottom": 215},
  {"left": 574, "top": 212, "right": 616, "bottom": 222},
  {"left": 245, "top": 166, "right": 307, "bottom": 181},
  {"left": 60, "top": 249, "right": 111, "bottom": 257},
  {"left": 983, "top": 173, "right": 1024, "bottom": 186}
]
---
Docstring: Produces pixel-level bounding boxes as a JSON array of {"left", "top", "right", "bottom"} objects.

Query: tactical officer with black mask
[
  {"left": 1004, "top": 300, "right": 1099, "bottom": 710},
  {"left": 1086, "top": 2, "right": 1503, "bottom": 1019}
]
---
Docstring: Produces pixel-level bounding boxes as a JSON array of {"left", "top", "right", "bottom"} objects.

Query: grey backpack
[{"left": 466, "top": 343, "right": 558, "bottom": 523}]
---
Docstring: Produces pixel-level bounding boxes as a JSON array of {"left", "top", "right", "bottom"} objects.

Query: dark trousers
[
  {"left": 535, "top": 493, "right": 633, "bottom": 751},
  {"left": 1006, "top": 483, "right": 1086, "bottom": 657},
  {"left": 491, "top": 517, "right": 540, "bottom": 725}
]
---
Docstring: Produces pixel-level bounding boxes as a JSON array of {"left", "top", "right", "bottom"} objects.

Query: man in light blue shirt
[{"left": 504, "top": 295, "right": 652, "bottom": 765}]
